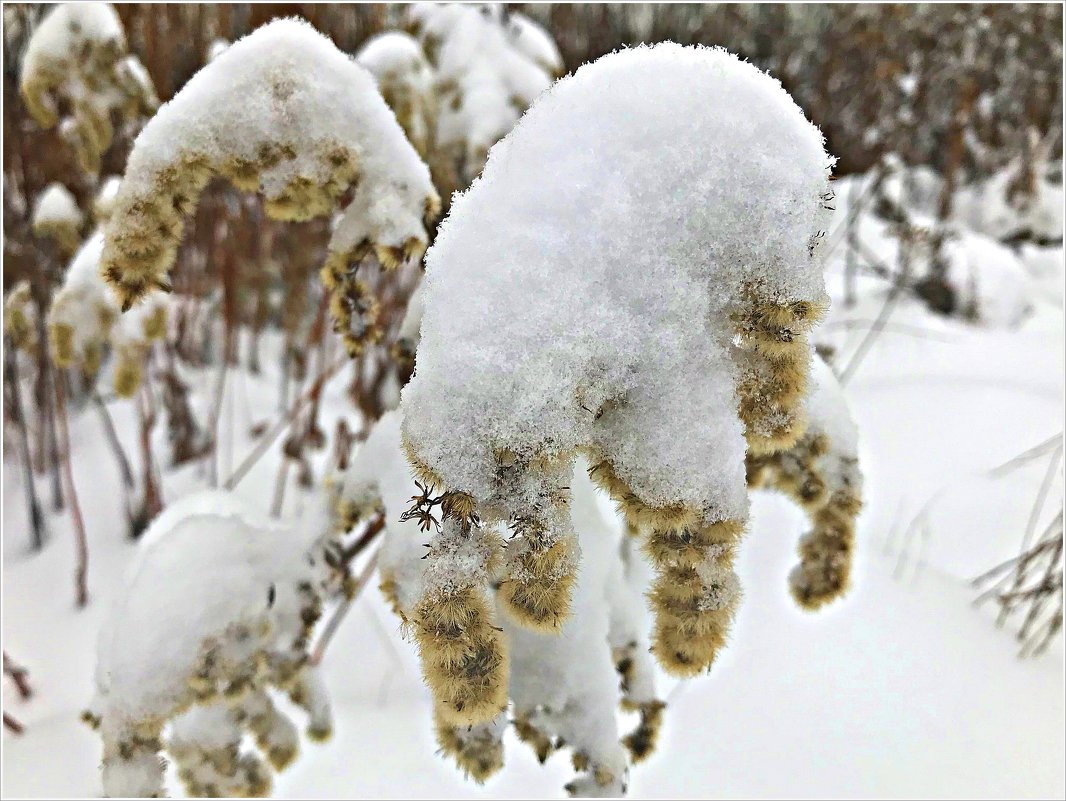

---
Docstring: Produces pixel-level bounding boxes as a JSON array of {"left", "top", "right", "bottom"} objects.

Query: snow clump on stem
[{"left": 400, "top": 43, "right": 836, "bottom": 724}]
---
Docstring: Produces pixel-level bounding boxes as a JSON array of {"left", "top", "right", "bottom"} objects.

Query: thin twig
[
  {"left": 53, "top": 371, "right": 89, "bottom": 608},
  {"left": 310, "top": 548, "right": 380, "bottom": 667},
  {"left": 223, "top": 356, "right": 346, "bottom": 491},
  {"left": 988, "top": 433, "right": 1063, "bottom": 479}
]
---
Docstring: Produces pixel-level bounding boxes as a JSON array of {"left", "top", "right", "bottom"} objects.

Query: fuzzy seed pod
[
  {"left": 413, "top": 582, "right": 509, "bottom": 726},
  {"left": 99, "top": 18, "right": 438, "bottom": 365},
  {"left": 4, "top": 281, "right": 38, "bottom": 351},
  {"left": 434, "top": 707, "right": 505, "bottom": 783},
  {"left": 746, "top": 356, "right": 863, "bottom": 610}
]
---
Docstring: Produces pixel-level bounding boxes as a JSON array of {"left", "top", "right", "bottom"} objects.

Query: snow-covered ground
[{"left": 3, "top": 177, "right": 1064, "bottom": 797}]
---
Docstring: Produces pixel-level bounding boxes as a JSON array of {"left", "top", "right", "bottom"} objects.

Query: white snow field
[{"left": 2, "top": 172, "right": 1063, "bottom": 798}]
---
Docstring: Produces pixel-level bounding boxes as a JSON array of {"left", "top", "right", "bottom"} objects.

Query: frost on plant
[
  {"left": 86, "top": 491, "right": 346, "bottom": 797},
  {"left": 31, "top": 181, "right": 82, "bottom": 256},
  {"left": 406, "top": 3, "right": 559, "bottom": 198},
  {"left": 99, "top": 19, "right": 439, "bottom": 357},
  {"left": 399, "top": 43, "right": 835, "bottom": 724},
  {"left": 19, "top": 2, "right": 158, "bottom": 174},
  {"left": 747, "top": 356, "right": 863, "bottom": 609},
  {"left": 333, "top": 412, "right": 664, "bottom": 796}
]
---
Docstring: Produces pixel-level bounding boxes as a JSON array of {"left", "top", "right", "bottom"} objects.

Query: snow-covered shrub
[
  {"left": 356, "top": 32, "right": 437, "bottom": 159},
  {"left": 747, "top": 357, "right": 862, "bottom": 609},
  {"left": 3, "top": 281, "right": 38, "bottom": 352},
  {"left": 400, "top": 43, "right": 834, "bottom": 724},
  {"left": 31, "top": 181, "right": 82, "bottom": 256},
  {"left": 100, "top": 19, "right": 439, "bottom": 358},
  {"left": 86, "top": 490, "right": 345, "bottom": 797},
  {"left": 406, "top": 3, "right": 557, "bottom": 196},
  {"left": 19, "top": 2, "right": 158, "bottom": 174},
  {"left": 46, "top": 232, "right": 119, "bottom": 377},
  {"left": 334, "top": 412, "right": 664, "bottom": 796}
]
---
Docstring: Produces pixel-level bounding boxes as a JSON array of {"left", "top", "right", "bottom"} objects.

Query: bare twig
[
  {"left": 223, "top": 356, "right": 347, "bottom": 491},
  {"left": 3, "top": 653, "right": 33, "bottom": 699},
  {"left": 310, "top": 548, "right": 380, "bottom": 667},
  {"left": 53, "top": 371, "right": 89, "bottom": 608}
]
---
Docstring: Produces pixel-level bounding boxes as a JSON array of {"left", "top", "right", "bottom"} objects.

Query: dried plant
[{"left": 400, "top": 45, "right": 835, "bottom": 728}]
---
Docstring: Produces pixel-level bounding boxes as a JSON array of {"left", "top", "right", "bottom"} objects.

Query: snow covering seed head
[
  {"left": 357, "top": 31, "right": 437, "bottom": 159},
  {"left": 100, "top": 18, "right": 438, "bottom": 355},
  {"left": 91, "top": 491, "right": 343, "bottom": 797},
  {"left": 20, "top": 4, "right": 156, "bottom": 176},
  {"left": 400, "top": 42, "right": 834, "bottom": 696},
  {"left": 406, "top": 3, "right": 559, "bottom": 200},
  {"left": 32, "top": 182, "right": 82, "bottom": 256}
]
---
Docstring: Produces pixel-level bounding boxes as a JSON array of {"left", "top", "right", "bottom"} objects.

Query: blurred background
[{"left": 2, "top": 4, "right": 1063, "bottom": 799}]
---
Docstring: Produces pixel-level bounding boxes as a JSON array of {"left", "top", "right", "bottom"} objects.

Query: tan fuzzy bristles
[
  {"left": 498, "top": 538, "right": 577, "bottom": 631},
  {"left": 586, "top": 458, "right": 700, "bottom": 529},
  {"left": 114, "top": 354, "right": 144, "bottom": 398},
  {"left": 401, "top": 434, "right": 445, "bottom": 490},
  {"left": 48, "top": 322, "right": 77, "bottom": 367},
  {"left": 637, "top": 513, "right": 746, "bottom": 677},
  {"left": 142, "top": 305, "right": 168, "bottom": 340},
  {"left": 513, "top": 712, "right": 556, "bottom": 763},
  {"left": 434, "top": 707, "right": 504, "bottom": 782},
  {"left": 414, "top": 587, "right": 509, "bottom": 726},
  {"left": 790, "top": 495, "right": 859, "bottom": 610}
]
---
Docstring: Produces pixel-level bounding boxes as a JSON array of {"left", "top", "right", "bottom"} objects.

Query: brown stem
[
  {"left": 310, "top": 548, "right": 380, "bottom": 667},
  {"left": 3, "top": 713, "right": 24, "bottom": 735},
  {"left": 3, "top": 652, "right": 33, "bottom": 699},
  {"left": 224, "top": 357, "right": 346, "bottom": 491},
  {"left": 91, "top": 391, "right": 134, "bottom": 488},
  {"left": 4, "top": 345, "right": 45, "bottom": 550},
  {"left": 53, "top": 371, "right": 89, "bottom": 608}
]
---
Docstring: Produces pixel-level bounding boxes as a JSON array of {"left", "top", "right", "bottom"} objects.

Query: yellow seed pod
[
  {"left": 413, "top": 585, "right": 509, "bottom": 727},
  {"left": 434, "top": 706, "right": 504, "bottom": 782},
  {"left": 113, "top": 353, "right": 144, "bottom": 398},
  {"left": 48, "top": 322, "right": 77, "bottom": 367},
  {"left": 4, "top": 283, "right": 37, "bottom": 350},
  {"left": 142, "top": 304, "right": 167, "bottom": 341}
]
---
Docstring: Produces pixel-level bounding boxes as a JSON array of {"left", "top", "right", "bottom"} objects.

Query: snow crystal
[{"left": 402, "top": 43, "right": 834, "bottom": 520}]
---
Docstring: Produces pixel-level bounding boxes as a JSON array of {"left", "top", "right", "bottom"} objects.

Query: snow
[
  {"left": 31, "top": 182, "right": 81, "bottom": 228},
  {"left": 407, "top": 3, "right": 557, "bottom": 183},
  {"left": 403, "top": 43, "right": 833, "bottom": 518},
  {"left": 89, "top": 488, "right": 342, "bottom": 795},
  {"left": 46, "top": 231, "right": 117, "bottom": 369},
  {"left": 506, "top": 13, "right": 564, "bottom": 78},
  {"left": 92, "top": 176, "right": 122, "bottom": 222}
]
